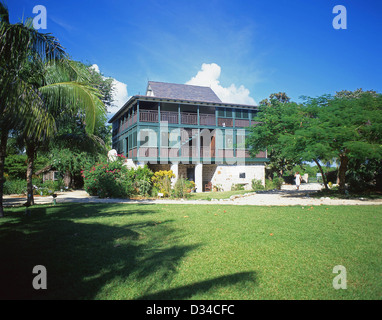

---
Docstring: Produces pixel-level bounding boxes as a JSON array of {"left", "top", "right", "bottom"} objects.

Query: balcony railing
[
  {"left": 120, "top": 109, "right": 251, "bottom": 129},
  {"left": 200, "top": 114, "right": 215, "bottom": 126},
  {"left": 160, "top": 111, "right": 178, "bottom": 124},
  {"left": 217, "top": 118, "right": 233, "bottom": 127},
  {"left": 235, "top": 119, "right": 250, "bottom": 127},
  {"left": 134, "top": 147, "right": 263, "bottom": 160},
  {"left": 140, "top": 110, "right": 158, "bottom": 123},
  {"left": 181, "top": 113, "right": 198, "bottom": 125}
]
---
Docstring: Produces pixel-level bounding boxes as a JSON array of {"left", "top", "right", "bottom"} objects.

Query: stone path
[{"left": 3, "top": 183, "right": 382, "bottom": 207}]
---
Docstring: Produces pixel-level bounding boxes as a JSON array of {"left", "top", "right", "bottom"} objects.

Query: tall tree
[
  {"left": 0, "top": 2, "right": 65, "bottom": 216},
  {"left": 21, "top": 59, "right": 106, "bottom": 205},
  {"left": 247, "top": 93, "right": 301, "bottom": 178},
  {"left": 258, "top": 92, "right": 382, "bottom": 192}
]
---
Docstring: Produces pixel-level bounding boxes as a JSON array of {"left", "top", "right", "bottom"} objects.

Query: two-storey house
[{"left": 109, "top": 81, "right": 268, "bottom": 192}]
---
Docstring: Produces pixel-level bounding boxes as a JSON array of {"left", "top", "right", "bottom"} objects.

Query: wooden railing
[
  {"left": 217, "top": 118, "right": 233, "bottom": 127},
  {"left": 181, "top": 113, "right": 198, "bottom": 125},
  {"left": 135, "top": 147, "right": 263, "bottom": 160},
  {"left": 121, "top": 109, "right": 250, "bottom": 129},
  {"left": 160, "top": 111, "right": 178, "bottom": 124},
  {"left": 235, "top": 119, "right": 250, "bottom": 127},
  {"left": 140, "top": 110, "right": 158, "bottom": 123},
  {"left": 200, "top": 114, "right": 215, "bottom": 126}
]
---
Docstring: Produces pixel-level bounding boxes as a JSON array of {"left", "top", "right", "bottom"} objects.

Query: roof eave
[{"left": 108, "top": 95, "right": 258, "bottom": 123}]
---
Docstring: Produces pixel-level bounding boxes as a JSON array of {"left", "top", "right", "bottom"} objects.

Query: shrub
[
  {"left": 3, "top": 179, "right": 27, "bottom": 195},
  {"left": 231, "top": 183, "right": 245, "bottom": 191},
  {"left": 272, "top": 177, "right": 284, "bottom": 190},
  {"left": 130, "top": 165, "right": 154, "bottom": 196},
  {"left": 252, "top": 179, "right": 265, "bottom": 191},
  {"left": 173, "top": 177, "right": 193, "bottom": 199},
  {"left": 151, "top": 170, "right": 175, "bottom": 197},
  {"left": 82, "top": 156, "right": 134, "bottom": 198}
]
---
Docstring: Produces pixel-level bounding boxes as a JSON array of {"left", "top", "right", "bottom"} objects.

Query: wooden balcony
[
  {"left": 134, "top": 146, "right": 264, "bottom": 161},
  {"left": 140, "top": 110, "right": 158, "bottom": 123},
  {"left": 181, "top": 113, "right": 198, "bottom": 125},
  {"left": 200, "top": 114, "right": 215, "bottom": 126},
  {"left": 217, "top": 118, "right": 233, "bottom": 127},
  {"left": 160, "top": 111, "right": 178, "bottom": 124},
  {"left": 120, "top": 109, "right": 251, "bottom": 129},
  {"left": 235, "top": 119, "right": 250, "bottom": 128}
]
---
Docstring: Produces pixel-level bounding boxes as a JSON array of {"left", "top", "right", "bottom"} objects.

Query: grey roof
[{"left": 147, "top": 81, "right": 222, "bottom": 103}]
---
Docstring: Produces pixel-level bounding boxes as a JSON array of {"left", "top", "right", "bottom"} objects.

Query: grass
[
  {"left": 0, "top": 203, "right": 381, "bottom": 300},
  {"left": 188, "top": 189, "right": 252, "bottom": 200}
]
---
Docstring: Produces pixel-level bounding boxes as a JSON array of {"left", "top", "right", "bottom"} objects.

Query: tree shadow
[
  {"left": 137, "top": 272, "right": 257, "bottom": 300},
  {"left": 0, "top": 204, "right": 195, "bottom": 299},
  {"left": 0, "top": 204, "right": 259, "bottom": 300}
]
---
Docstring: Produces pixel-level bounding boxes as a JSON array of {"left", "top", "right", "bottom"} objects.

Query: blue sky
[{"left": 8, "top": 0, "right": 382, "bottom": 113}]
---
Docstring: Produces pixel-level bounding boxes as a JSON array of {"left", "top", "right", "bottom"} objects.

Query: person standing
[{"left": 295, "top": 172, "right": 302, "bottom": 190}]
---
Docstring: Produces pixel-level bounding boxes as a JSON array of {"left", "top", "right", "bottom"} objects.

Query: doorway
[{"left": 187, "top": 167, "right": 195, "bottom": 182}]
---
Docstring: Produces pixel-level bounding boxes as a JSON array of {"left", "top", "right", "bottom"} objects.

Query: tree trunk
[
  {"left": 26, "top": 142, "right": 36, "bottom": 206},
  {"left": 338, "top": 154, "right": 349, "bottom": 193},
  {"left": 313, "top": 159, "right": 329, "bottom": 190},
  {"left": 63, "top": 170, "right": 71, "bottom": 188},
  {"left": 0, "top": 130, "right": 8, "bottom": 217}
]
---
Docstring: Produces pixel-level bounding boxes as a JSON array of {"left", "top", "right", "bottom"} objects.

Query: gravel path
[{"left": 4, "top": 183, "right": 382, "bottom": 207}]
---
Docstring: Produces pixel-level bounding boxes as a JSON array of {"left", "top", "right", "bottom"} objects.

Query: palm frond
[{"left": 39, "top": 81, "right": 106, "bottom": 134}]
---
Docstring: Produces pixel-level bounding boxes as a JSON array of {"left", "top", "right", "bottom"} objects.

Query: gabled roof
[{"left": 146, "top": 81, "right": 222, "bottom": 103}]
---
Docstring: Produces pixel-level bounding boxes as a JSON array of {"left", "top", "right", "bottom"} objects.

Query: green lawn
[
  {"left": 0, "top": 203, "right": 381, "bottom": 300},
  {"left": 188, "top": 189, "right": 252, "bottom": 200}
]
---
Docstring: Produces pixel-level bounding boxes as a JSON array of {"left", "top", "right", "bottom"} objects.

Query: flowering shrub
[
  {"left": 82, "top": 155, "right": 155, "bottom": 198},
  {"left": 82, "top": 155, "right": 134, "bottom": 198},
  {"left": 151, "top": 170, "right": 175, "bottom": 197}
]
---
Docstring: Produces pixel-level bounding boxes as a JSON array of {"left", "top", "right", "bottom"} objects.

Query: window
[
  {"left": 239, "top": 173, "right": 246, "bottom": 179},
  {"left": 217, "top": 108, "right": 233, "bottom": 118}
]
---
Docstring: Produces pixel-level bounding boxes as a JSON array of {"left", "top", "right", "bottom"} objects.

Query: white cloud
[
  {"left": 90, "top": 64, "right": 100, "bottom": 74},
  {"left": 186, "top": 63, "right": 257, "bottom": 105},
  {"left": 91, "top": 64, "right": 129, "bottom": 115}
]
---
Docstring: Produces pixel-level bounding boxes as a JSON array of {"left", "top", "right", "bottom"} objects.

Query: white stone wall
[{"left": 210, "top": 164, "right": 265, "bottom": 191}]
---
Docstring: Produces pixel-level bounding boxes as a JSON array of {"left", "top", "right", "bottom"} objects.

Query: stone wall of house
[{"left": 210, "top": 164, "right": 265, "bottom": 191}]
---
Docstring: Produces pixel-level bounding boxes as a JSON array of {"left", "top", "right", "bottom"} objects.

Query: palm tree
[
  {"left": 22, "top": 59, "right": 106, "bottom": 206},
  {"left": 0, "top": 2, "right": 67, "bottom": 216},
  {"left": 0, "top": 3, "right": 106, "bottom": 213}
]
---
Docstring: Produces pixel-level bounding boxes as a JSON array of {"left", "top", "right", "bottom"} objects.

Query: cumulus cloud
[
  {"left": 91, "top": 64, "right": 129, "bottom": 115},
  {"left": 186, "top": 63, "right": 256, "bottom": 105}
]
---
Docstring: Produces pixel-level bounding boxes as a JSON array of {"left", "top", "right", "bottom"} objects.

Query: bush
[
  {"left": 172, "top": 177, "right": 194, "bottom": 199},
  {"left": 231, "top": 183, "right": 245, "bottom": 191},
  {"left": 151, "top": 170, "right": 175, "bottom": 197},
  {"left": 3, "top": 179, "right": 27, "bottom": 195},
  {"left": 131, "top": 165, "right": 154, "bottom": 196},
  {"left": 252, "top": 179, "right": 265, "bottom": 191},
  {"left": 82, "top": 156, "right": 134, "bottom": 198},
  {"left": 272, "top": 177, "right": 284, "bottom": 190}
]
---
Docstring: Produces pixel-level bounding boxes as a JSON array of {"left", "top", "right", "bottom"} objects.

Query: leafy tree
[
  {"left": 0, "top": 2, "right": 65, "bottom": 216},
  {"left": 21, "top": 59, "right": 107, "bottom": 205},
  {"left": 247, "top": 93, "right": 302, "bottom": 178},
  {"left": 248, "top": 90, "right": 382, "bottom": 192},
  {"left": 303, "top": 92, "right": 381, "bottom": 191}
]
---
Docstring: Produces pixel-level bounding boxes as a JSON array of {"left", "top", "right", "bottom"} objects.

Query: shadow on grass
[
  {"left": 137, "top": 272, "right": 257, "bottom": 300},
  {"left": 0, "top": 203, "right": 257, "bottom": 300}
]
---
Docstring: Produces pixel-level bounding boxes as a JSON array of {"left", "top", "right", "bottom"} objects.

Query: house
[{"left": 108, "top": 81, "right": 268, "bottom": 192}]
